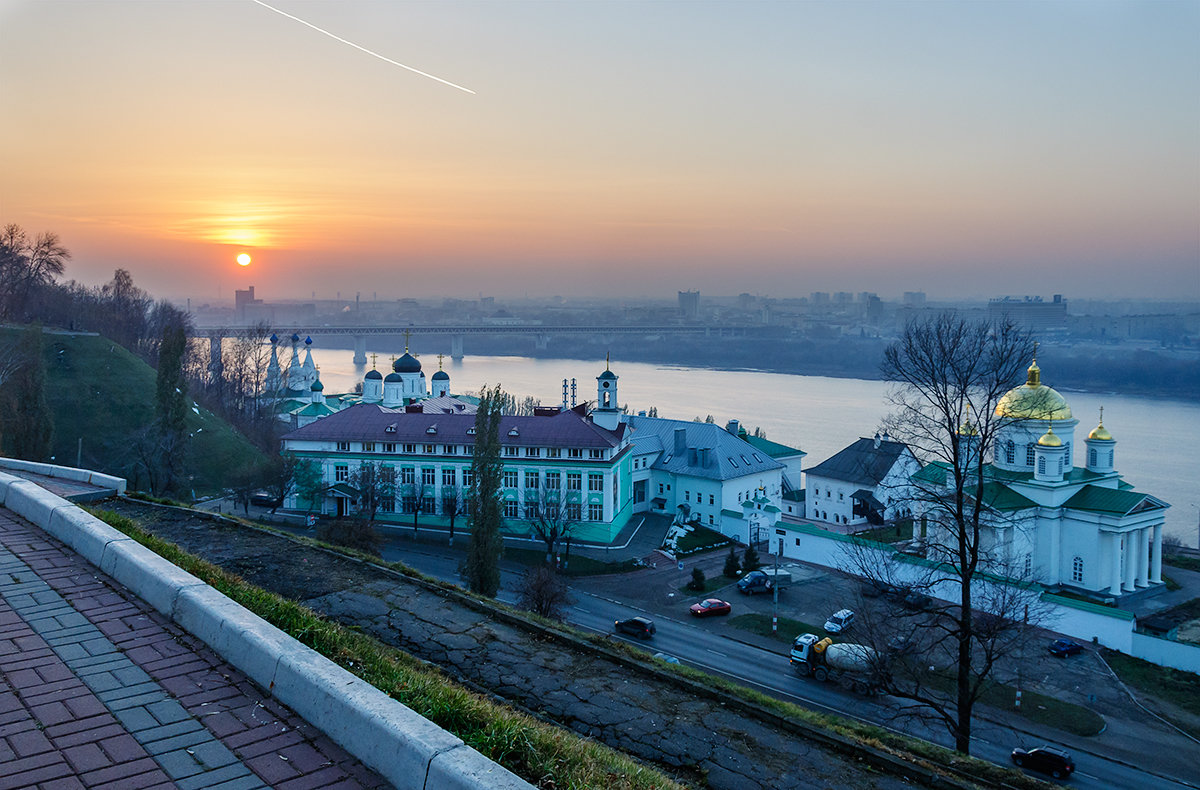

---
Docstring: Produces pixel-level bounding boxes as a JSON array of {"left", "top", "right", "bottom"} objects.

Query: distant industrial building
[
  {"left": 988, "top": 294, "right": 1068, "bottom": 332},
  {"left": 902, "top": 291, "right": 926, "bottom": 306}
]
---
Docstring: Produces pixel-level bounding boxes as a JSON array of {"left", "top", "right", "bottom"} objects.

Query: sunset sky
[{"left": 2, "top": 1, "right": 1197, "bottom": 303}]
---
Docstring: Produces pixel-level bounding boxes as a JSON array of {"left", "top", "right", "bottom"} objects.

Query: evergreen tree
[
  {"left": 689, "top": 567, "right": 706, "bottom": 592},
  {"left": 0, "top": 325, "right": 52, "bottom": 461},
  {"left": 742, "top": 542, "right": 761, "bottom": 572},
  {"left": 723, "top": 544, "right": 741, "bottom": 578},
  {"left": 153, "top": 321, "right": 189, "bottom": 494},
  {"left": 464, "top": 384, "right": 505, "bottom": 597}
]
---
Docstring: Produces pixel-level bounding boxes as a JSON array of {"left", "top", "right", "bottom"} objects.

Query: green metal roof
[
  {"left": 1063, "top": 485, "right": 1165, "bottom": 516},
  {"left": 744, "top": 435, "right": 806, "bottom": 459},
  {"left": 977, "top": 482, "right": 1037, "bottom": 512}
]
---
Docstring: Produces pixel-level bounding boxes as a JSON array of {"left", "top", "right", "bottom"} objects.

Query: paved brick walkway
[{"left": 0, "top": 507, "right": 389, "bottom": 790}]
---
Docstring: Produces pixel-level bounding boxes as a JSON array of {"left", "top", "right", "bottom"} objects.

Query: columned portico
[
  {"left": 1150, "top": 524, "right": 1163, "bottom": 584},
  {"left": 1136, "top": 527, "right": 1150, "bottom": 588},
  {"left": 1109, "top": 532, "right": 1123, "bottom": 596},
  {"left": 1123, "top": 531, "right": 1137, "bottom": 591}
]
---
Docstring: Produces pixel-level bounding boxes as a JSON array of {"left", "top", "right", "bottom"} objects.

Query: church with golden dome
[{"left": 916, "top": 354, "right": 1170, "bottom": 600}]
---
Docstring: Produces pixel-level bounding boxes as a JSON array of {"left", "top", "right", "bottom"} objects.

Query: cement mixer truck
[{"left": 789, "top": 633, "right": 887, "bottom": 696}]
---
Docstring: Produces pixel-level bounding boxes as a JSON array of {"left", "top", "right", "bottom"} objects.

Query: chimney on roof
[
  {"left": 882, "top": 431, "right": 890, "bottom": 442},
  {"left": 688, "top": 448, "right": 698, "bottom": 465},
  {"left": 699, "top": 448, "right": 710, "bottom": 467},
  {"left": 726, "top": 419, "right": 740, "bottom": 435},
  {"left": 874, "top": 432, "right": 881, "bottom": 449},
  {"left": 674, "top": 428, "right": 686, "bottom": 455}
]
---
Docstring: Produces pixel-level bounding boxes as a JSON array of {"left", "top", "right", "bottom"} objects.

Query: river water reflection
[{"left": 309, "top": 352, "right": 1200, "bottom": 547}]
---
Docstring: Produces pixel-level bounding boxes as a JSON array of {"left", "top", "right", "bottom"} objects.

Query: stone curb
[{"left": 0, "top": 474, "right": 533, "bottom": 790}]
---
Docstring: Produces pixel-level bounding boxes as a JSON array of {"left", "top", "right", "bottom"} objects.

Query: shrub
[{"left": 689, "top": 567, "right": 707, "bottom": 591}]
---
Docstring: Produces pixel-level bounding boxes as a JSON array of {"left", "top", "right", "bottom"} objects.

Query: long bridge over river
[{"left": 201, "top": 323, "right": 761, "bottom": 364}]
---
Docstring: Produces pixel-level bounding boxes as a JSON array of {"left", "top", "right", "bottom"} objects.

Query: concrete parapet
[
  {"left": 0, "top": 458, "right": 127, "bottom": 494},
  {"left": 272, "top": 647, "right": 468, "bottom": 789},
  {"left": 173, "top": 585, "right": 291, "bottom": 690},
  {"left": 4, "top": 478, "right": 70, "bottom": 527},
  {"left": 99, "top": 539, "right": 207, "bottom": 618},
  {"left": 4, "top": 477, "right": 535, "bottom": 790},
  {"left": 45, "top": 505, "right": 131, "bottom": 566}
]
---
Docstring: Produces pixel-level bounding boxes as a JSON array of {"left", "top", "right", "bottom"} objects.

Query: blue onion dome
[
  {"left": 365, "top": 369, "right": 383, "bottom": 380},
  {"left": 269, "top": 333, "right": 278, "bottom": 344},
  {"left": 384, "top": 372, "right": 402, "bottom": 382},
  {"left": 311, "top": 380, "right": 324, "bottom": 391},
  {"left": 305, "top": 336, "right": 313, "bottom": 346},
  {"left": 598, "top": 369, "right": 617, "bottom": 380},
  {"left": 394, "top": 352, "right": 421, "bottom": 373},
  {"left": 290, "top": 333, "right": 300, "bottom": 343},
  {"left": 432, "top": 369, "right": 449, "bottom": 381}
]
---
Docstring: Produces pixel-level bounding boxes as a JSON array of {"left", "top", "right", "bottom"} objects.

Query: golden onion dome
[
  {"left": 994, "top": 354, "right": 1072, "bottom": 421},
  {"left": 1037, "top": 427, "right": 1063, "bottom": 447},
  {"left": 1088, "top": 407, "right": 1113, "bottom": 440}
]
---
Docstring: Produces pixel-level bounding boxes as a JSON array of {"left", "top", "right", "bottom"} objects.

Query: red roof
[{"left": 282, "top": 403, "right": 622, "bottom": 449}]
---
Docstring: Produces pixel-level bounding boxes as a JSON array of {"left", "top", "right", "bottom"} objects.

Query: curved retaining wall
[{"left": 0, "top": 471, "right": 531, "bottom": 790}]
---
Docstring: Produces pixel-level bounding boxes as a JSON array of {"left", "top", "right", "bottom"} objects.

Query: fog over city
[{"left": 2, "top": 1, "right": 1197, "bottom": 302}]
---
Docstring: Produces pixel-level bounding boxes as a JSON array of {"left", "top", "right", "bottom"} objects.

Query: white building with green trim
[
  {"left": 280, "top": 366, "right": 635, "bottom": 542},
  {"left": 915, "top": 357, "right": 1169, "bottom": 600}
]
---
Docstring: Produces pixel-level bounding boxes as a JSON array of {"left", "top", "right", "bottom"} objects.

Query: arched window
[
  {"left": 1056, "top": 458, "right": 1063, "bottom": 475},
  {"left": 1089, "top": 448, "right": 1097, "bottom": 467},
  {"left": 1005, "top": 440, "right": 1015, "bottom": 464},
  {"left": 1024, "top": 554, "right": 1032, "bottom": 577},
  {"left": 1107, "top": 450, "right": 1114, "bottom": 466},
  {"left": 1037, "top": 457, "right": 1046, "bottom": 475},
  {"left": 1026, "top": 445, "right": 1036, "bottom": 466},
  {"left": 1072, "top": 556, "right": 1084, "bottom": 583}
]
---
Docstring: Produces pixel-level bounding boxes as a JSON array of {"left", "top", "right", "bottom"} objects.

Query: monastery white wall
[{"left": 778, "top": 522, "right": 1200, "bottom": 674}]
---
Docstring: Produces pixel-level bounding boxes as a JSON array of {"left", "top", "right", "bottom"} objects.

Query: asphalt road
[{"left": 366, "top": 536, "right": 1199, "bottom": 790}]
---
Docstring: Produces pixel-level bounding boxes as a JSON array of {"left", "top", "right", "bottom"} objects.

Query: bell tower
[{"left": 593, "top": 354, "right": 620, "bottom": 431}]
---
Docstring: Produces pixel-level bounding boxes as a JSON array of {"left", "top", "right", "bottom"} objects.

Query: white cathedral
[
  {"left": 917, "top": 354, "right": 1169, "bottom": 600},
  {"left": 264, "top": 334, "right": 467, "bottom": 428}
]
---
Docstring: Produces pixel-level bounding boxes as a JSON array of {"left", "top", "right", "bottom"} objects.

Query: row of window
[
  {"left": 334, "top": 464, "right": 476, "bottom": 488},
  {"left": 1003, "top": 440, "right": 1072, "bottom": 467},
  {"left": 502, "top": 501, "right": 605, "bottom": 521},
  {"left": 333, "top": 440, "right": 607, "bottom": 460}
]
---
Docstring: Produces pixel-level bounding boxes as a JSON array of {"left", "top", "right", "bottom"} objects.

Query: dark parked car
[
  {"left": 249, "top": 492, "right": 282, "bottom": 508},
  {"left": 689, "top": 598, "right": 732, "bottom": 617},
  {"left": 614, "top": 616, "right": 655, "bottom": 640},
  {"left": 860, "top": 579, "right": 899, "bottom": 599},
  {"left": 1011, "top": 746, "right": 1075, "bottom": 778},
  {"left": 900, "top": 589, "right": 933, "bottom": 610},
  {"left": 1048, "top": 639, "right": 1084, "bottom": 658}
]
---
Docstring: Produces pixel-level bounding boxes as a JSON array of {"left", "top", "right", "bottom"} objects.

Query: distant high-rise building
[
  {"left": 834, "top": 292, "right": 853, "bottom": 305},
  {"left": 857, "top": 292, "right": 878, "bottom": 303},
  {"left": 810, "top": 292, "right": 830, "bottom": 305},
  {"left": 678, "top": 290, "right": 700, "bottom": 319},
  {"left": 988, "top": 294, "right": 1067, "bottom": 332},
  {"left": 902, "top": 291, "right": 926, "bottom": 306}
]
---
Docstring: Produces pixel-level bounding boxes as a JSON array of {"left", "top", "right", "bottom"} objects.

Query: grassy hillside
[{"left": 1, "top": 327, "right": 265, "bottom": 498}]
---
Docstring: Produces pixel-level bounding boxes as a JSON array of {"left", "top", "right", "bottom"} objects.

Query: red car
[{"left": 689, "top": 598, "right": 732, "bottom": 617}]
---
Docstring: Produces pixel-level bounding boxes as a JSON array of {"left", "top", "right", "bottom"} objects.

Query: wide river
[{"left": 306, "top": 351, "right": 1200, "bottom": 548}]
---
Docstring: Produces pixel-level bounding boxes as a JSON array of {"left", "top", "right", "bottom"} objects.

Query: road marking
[{"left": 707, "top": 649, "right": 727, "bottom": 657}]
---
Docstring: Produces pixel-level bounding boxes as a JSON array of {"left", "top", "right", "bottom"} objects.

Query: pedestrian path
[{"left": 0, "top": 507, "right": 388, "bottom": 790}]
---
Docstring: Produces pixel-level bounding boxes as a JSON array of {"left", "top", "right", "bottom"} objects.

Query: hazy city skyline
[{"left": 2, "top": 0, "right": 1197, "bottom": 302}]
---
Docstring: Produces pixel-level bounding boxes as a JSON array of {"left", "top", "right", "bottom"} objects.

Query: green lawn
[
  {"left": 1165, "top": 555, "right": 1200, "bottom": 573},
  {"left": 674, "top": 524, "right": 733, "bottom": 555},
  {"left": 728, "top": 613, "right": 829, "bottom": 643},
  {"left": 852, "top": 521, "right": 914, "bottom": 544},
  {"left": 502, "top": 545, "right": 642, "bottom": 577},
  {"left": 2, "top": 327, "right": 265, "bottom": 497},
  {"left": 677, "top": 576, "right": 735, "bottom": 596},
  {"left": 1103, "top": 649, "right": 1200, "bottom": 733},
  {"left": 920, "top": 671, "right": 1105, "bottom": 737}
]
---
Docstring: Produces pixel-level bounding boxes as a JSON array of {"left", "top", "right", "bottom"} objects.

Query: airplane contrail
[{"left": 250, "top": 0, "right": 476, "bottom": 94}]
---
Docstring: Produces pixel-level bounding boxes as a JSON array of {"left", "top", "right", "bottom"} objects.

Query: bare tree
[
  {"left": 0, "top": 224, "right": 70, "bottom": 320},
  {"left": 349, "top": 461, "right": 398, "bottom": 528},
  {"left": 441, "top": 481, "right": 468, "bottom": 546},
  {"left": 842, "top": 313, "right": 1047, "bottom": 755},
  {"left": 527, "top": 479, "right": 577, "bottom": 565}
]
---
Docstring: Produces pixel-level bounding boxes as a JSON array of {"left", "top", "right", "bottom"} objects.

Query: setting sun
[{"left": 236, "top": 253, "right": 252, "bottom": 266}]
